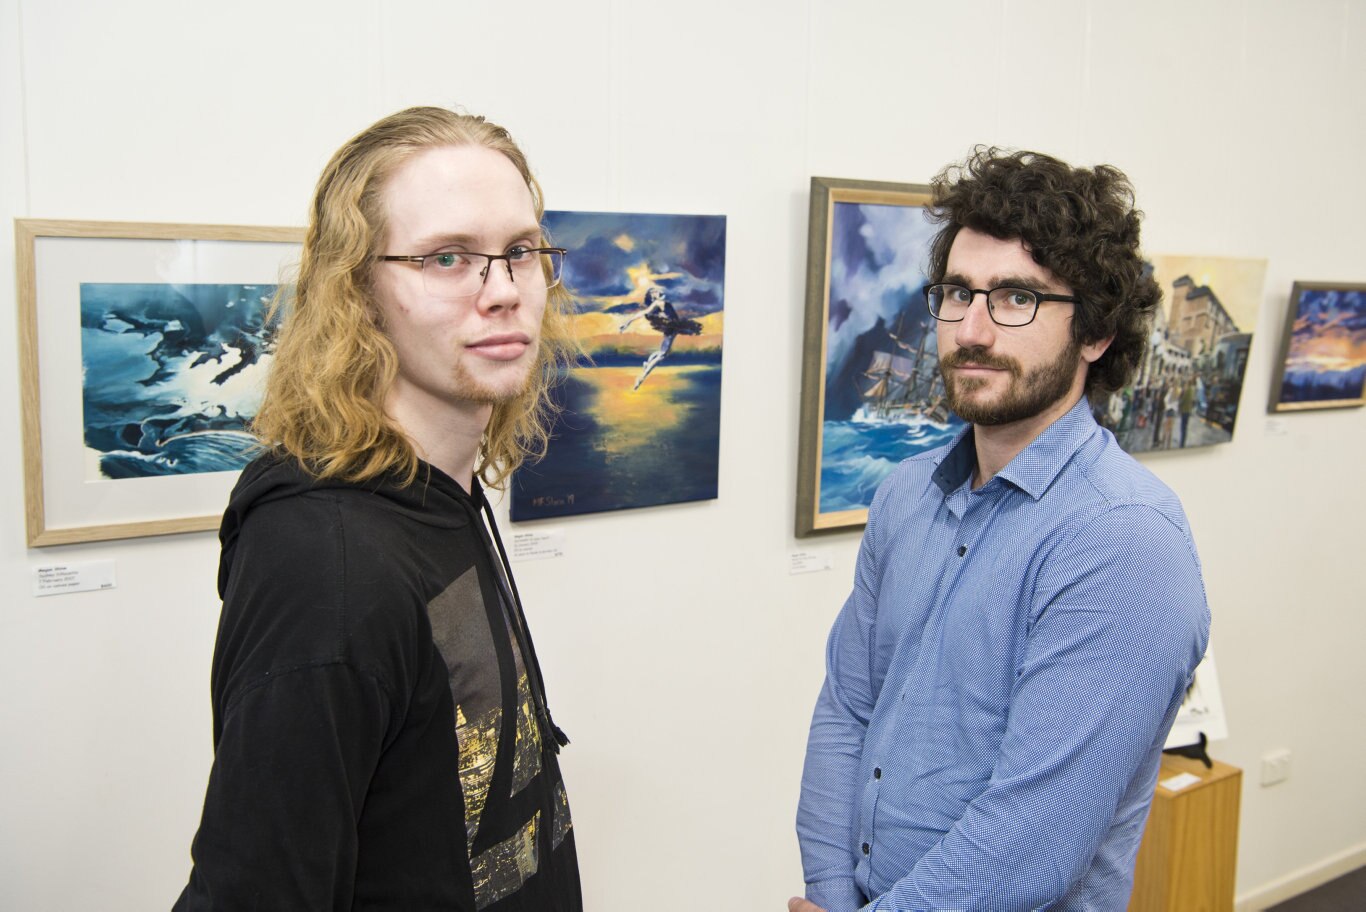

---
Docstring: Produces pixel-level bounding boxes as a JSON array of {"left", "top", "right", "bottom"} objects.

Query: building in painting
[
  {"left": 1168, "top": 275, "right": 1239, "bottom": 359},
  {"left": 1136, "top": 324, "right": 1193, "bottom": 387}
]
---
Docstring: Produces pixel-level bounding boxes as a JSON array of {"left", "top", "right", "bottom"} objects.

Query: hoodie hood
[{"left": 217, "top": 454, "right": 478, "bottom": 599}]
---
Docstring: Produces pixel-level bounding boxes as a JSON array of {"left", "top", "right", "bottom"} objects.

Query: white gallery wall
[{"left": 1, "top": 1, "right": 1363, "bottom": 909}]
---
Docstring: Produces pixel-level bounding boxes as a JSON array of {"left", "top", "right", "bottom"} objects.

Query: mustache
[{"left": 941, "top": 346, "right": 1020, "bottom": 375}]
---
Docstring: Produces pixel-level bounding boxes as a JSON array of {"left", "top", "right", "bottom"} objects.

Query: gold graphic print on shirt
[
  {"left": 427, "top": 565, "right": 569, "bottom": 908},
  {"left": 454, "top": 666, "right": 542, "bottom": 883}
]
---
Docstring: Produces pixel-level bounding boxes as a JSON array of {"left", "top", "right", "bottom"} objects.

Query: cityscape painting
[{"left": 1089, "top": 255, "right": 1267, "bottom": 454}]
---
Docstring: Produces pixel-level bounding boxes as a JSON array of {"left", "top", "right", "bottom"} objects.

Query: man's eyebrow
[
  {"left": 412, "top": 227, "right": 542, "bottom": 250},
  {"left": 993, "top": 274, "right": 1058, "bottom": 290},
  {"left": 941, "top": 272, "right": 1060, "bottom": 291}
]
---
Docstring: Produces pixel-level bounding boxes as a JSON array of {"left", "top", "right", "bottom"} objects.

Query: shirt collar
[
  {"left": 932, "top": 424, "right": 976, "bottom": 494},
  {"left": 932, "top": 397, "right": 1100, "bottom": 500}
]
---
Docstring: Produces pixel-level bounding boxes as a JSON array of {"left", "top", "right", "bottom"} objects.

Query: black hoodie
[{"left": 175, "top": 455, "right": 580, "bottom": 911}]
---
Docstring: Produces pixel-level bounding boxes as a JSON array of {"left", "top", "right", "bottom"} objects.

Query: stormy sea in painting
[
  {"left": 813, "top": 198, "right": 964, "bottom": 518},
  {"left": 80, "top": 283, "right": 277, "bottom": 479},
  {"left": 819, "top": 417, "right": 961, "bottom": 513},
  {"left": 511, "top": 363, "right": 722, "bottom": 520}
]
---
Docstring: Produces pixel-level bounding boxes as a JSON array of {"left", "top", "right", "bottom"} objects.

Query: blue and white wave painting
[
  {"left": 819, "top": 418, "right": 961, "bottom": 512},
  {"left": 80, "top": 283, "right": 279, "bottom": 479},
  {"left": 817, "top": 199, "right": 963, "bottom": 515}
]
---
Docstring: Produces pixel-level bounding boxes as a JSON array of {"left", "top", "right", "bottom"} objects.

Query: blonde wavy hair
[{"left": 253, "top": 106, "right": 578, "bottom": 489}]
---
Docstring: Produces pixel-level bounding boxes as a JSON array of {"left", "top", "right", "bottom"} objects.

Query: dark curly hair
[{"left": 927, "top": 147, "right": 1160, "bottom": 393}]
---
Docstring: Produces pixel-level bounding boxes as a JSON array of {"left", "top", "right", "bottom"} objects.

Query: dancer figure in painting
[{"left": 618, "top": 286, "right": 702, "bottom": 390}]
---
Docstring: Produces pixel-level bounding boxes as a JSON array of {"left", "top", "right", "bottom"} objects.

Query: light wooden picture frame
[{"left": 15, "top": 219, "right": 303, "bottom": 547}]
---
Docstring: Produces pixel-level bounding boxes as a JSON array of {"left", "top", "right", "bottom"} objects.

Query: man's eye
[
  {"left": 949, "top": 286, "right": 972, "bottom": 303},
  {"left": 431, "top": 253, "right": 470, "bottom": 269}
]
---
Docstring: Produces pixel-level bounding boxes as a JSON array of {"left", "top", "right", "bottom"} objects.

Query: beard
[{"left": 941, "top": 338, "right": 1082, "bottom": 426}]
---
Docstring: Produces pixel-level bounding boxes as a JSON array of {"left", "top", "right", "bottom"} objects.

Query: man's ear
[{"left": 1081, "top": 335, "right": 1114, "bottom": 364}]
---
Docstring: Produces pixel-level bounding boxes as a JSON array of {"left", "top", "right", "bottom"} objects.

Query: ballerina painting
[
  {"left": 509, "top": 209, "right": 726, "bottom": 520},
  {"left": 617, "top": 287, "right": 704, "bottom": 390}
]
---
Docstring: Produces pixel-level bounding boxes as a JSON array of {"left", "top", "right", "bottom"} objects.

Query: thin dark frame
[
  {"left": 1267, "top": 280, "right": 1366, "bottom": 412},
  {"left": 794, "top": 176, "right": 933, "bottom": 538},
  {"left": 378, "top": 245, "right": 567, "bottom": 266},
  {"left": 924, "top": 283, "right": 1080, "bottom": 327},
  {"left": 377, "top": 246, "right": 568, "bottom": 294}
]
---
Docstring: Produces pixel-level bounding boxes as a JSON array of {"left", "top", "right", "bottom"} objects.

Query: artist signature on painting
[{"left": 529, "top": 494, "right": 576, "bottom": 508}]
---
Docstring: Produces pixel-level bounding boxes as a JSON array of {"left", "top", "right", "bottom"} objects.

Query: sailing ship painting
[
  {"left": 853, "top": 318, "right": 952, "bottom": 426},
  {"left": 813, "top": 196, "right": 964, "bottom": 521}
]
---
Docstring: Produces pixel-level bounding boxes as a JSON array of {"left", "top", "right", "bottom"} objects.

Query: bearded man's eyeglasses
[
  {"left": 379, "top": 246, "right": 567, "bottom": 300},
  {"left": 925, "top": 282, "right": 1079, "bottom": 327}
]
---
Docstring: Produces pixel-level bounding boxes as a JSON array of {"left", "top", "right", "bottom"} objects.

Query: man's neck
[
  {"left": 414, "top": 421, "right": 488, "bottom": 493},
  {"left": 970, "top": 390, "right": 1083, "bottom": 489},
  {"left": 385, "top": 387, "right": 492, "bottom": 493}
]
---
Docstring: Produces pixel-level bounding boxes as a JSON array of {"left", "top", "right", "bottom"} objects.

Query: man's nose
[
  {"left": 476, "top": 257, "right": 520, "bottom": 312},
  {"left": 954, "top": 290, "right": 996, "bottom": 347}
]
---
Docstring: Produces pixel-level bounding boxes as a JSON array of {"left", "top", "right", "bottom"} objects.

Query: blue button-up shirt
[{"left": 797, "top": 399, "right": 1209, "bottom": 912}]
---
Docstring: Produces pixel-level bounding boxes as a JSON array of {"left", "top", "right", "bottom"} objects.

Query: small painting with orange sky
[
  {"left": 1272, "top": 283, "right": 1366, "bottom": 410},
  {"left": 511, "top": 211, "right": 726, "bottom": 521}
]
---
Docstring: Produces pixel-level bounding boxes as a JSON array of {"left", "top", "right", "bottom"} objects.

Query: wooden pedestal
[{"left": 1128, "top": 755, "right": 1242, "bottom": 911}]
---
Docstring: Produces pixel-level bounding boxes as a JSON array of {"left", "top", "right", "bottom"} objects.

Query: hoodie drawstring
[{"left": 476, "top": 487, "right": 570, "bottom": 753}]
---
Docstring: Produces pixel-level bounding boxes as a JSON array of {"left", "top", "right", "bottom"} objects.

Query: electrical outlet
[{"left": 1260, "top": 749, "right": 1291, "bottom": 786}]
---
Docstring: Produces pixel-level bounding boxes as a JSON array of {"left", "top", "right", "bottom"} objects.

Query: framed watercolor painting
[
  {"left": 1268, "top": 281, "right": 1366, "bottom": 411},
  {"left": 794, "top": 177, "right": 962, "bottom": 537},
  {"left": 510, "top": 210, "right": 726, "bottom": 521},
  {"left": 15, "top": 219, "right": 303, "bottom": 546}
]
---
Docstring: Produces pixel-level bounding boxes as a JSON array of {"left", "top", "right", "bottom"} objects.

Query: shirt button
[
  {"left": 862, "top": 842, "right": 870, "bottom": 855},
  {"left": 957, "top": 545, "right": 967, "bottom": 557},
  {"left": 873, "top": 767, "right": 881, "bottom": 779}
]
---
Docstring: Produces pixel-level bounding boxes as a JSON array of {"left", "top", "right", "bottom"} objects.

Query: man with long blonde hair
[{"left": 176, "top": 107, "right": 582, "bottom": 911}]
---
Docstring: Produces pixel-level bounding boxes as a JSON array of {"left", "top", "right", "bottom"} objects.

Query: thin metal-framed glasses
[
  {"left": 925, "top": 282, "right": 1080, "bottom": 327},
  {"left": 378, "top": 246, "right": 567, "bottom": 300}
]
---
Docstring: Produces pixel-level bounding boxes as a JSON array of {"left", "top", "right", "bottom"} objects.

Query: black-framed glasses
[
  {"left": 925, "top": 282, "right": 1079, "bottom": 327},
  {"left": 378, "top": 246, "right": 567, "bottom": 300}
]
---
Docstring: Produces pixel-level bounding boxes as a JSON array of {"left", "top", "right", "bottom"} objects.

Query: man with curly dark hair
[{"left": 795, "top": 149, "right": 1210, "bottom": 912}]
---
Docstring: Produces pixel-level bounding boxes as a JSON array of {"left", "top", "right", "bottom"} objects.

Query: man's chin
[
  {"left": 948, "top": 394, "right": 1003, "bottom": 426},
  {"left": 451, "top": 365, "right": 536, "bottom": 407},
  {"left": 950, "top": 386, "right": 1076, "bottom": 427},
  {"left": 465, "top": 382, "right": 532, "bottom": 407},
  {"left": 946, "top": 379, "right": 1003, "bottom": 417}
]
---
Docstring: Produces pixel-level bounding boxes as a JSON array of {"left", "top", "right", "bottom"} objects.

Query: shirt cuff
[{"left": 807, "top": 876, "right": 865, "bottom": 912}]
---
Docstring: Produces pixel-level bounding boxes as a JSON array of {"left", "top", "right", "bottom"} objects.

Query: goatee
[{"left": 450, "top": 351, "right": 538, "bottom": 406}]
